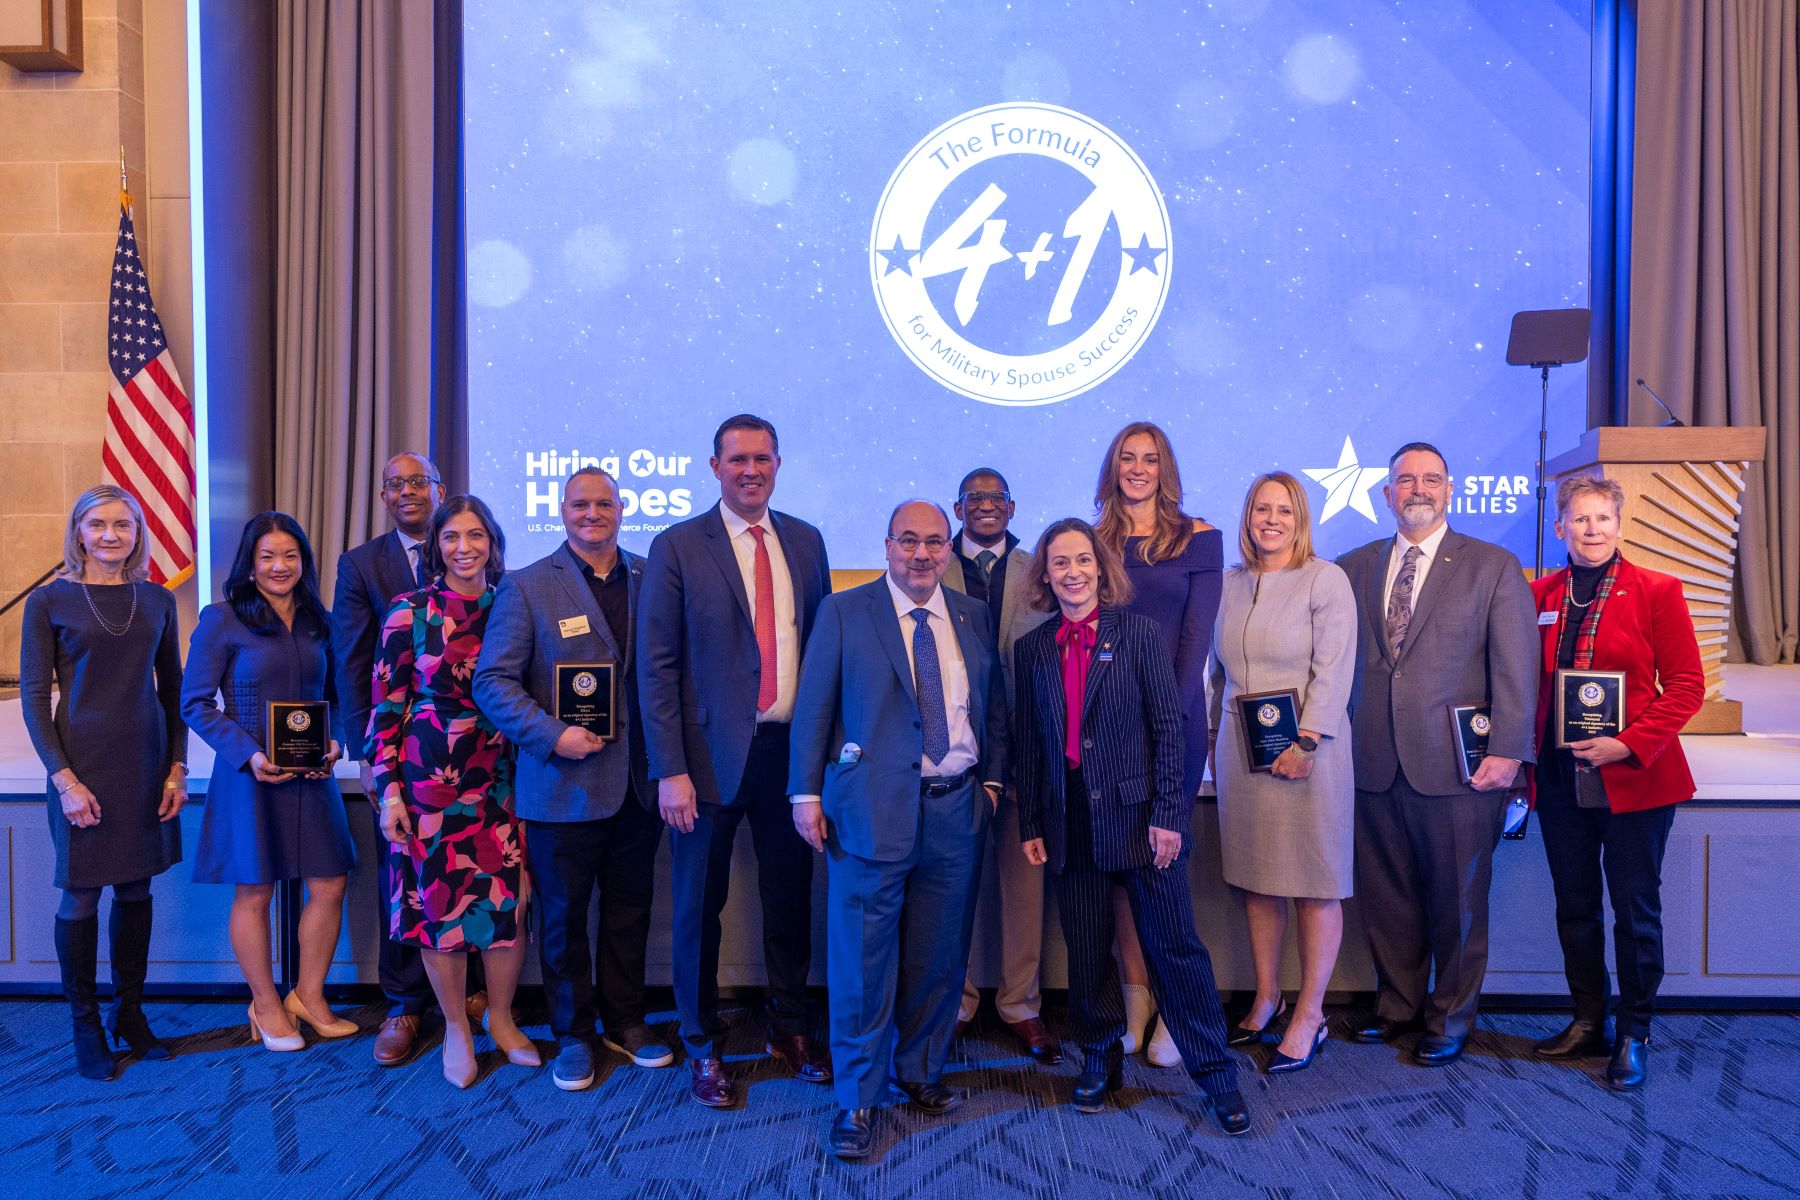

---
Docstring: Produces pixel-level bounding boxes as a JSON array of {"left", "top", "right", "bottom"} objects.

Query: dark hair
[
  {"left": 712, "top": 413, "right": 779, "bottom": 458},
  {"left": 225, "top": 511, "right": 329, "bottom": 636},
  {"left": 956, "top": 466, "right": 1010, "bottom": 498},
  {"left": 1025, "top": 517, "right": 1135, "bottom": 613},
  {"left": 423, "top": 494, "right": 507, "bottom": 585},
  {"left": 1388, "top": 441, "right": 1449, "bottom": 472}
]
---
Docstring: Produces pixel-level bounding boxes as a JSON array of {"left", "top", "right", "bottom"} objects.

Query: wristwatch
[{"left": 1293, "top": 734, "right": 1319, "bottom": 755}]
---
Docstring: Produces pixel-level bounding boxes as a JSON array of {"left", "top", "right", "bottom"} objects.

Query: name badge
[
  {"left": 559, "top": 615, "right": 592, "bottom": 638},
  {"left": 1537, "top": 611, "right": 1558, "bottom": 626},
  {"left": 1096, "top": 651, "right": 1114, "bottom": 662}
]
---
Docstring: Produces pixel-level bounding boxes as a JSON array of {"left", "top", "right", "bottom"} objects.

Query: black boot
[
  {"left": 54, "top": 916, "right": 117, "bottom": 1081},
  {"left": 1073, "top": 1041, "right": 1124, "bottom": 1113},
  {"left": 108, "top": 898, "right": 169, "bottom": 1060}
]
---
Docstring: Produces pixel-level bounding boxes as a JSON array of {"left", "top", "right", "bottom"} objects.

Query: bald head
[
  {"left": 381, "top": 451, "right": 445, "bottom": 537},
  {"left": 885, "top": 499, "right": 953, "bottom": 604}
]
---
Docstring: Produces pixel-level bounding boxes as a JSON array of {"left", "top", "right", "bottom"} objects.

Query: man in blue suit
[
  {"left": 790, "top": 500, "right": 1008, "bottom": 1160},
  {"left": 473, "top": 467, "right": 671, "bottom": 1091},
  {"left": 636, "top": 414, "right": 834, "bottom": 1109},
  {"left": 331, "top": 451, "right": 483, "bottom": 1066}
]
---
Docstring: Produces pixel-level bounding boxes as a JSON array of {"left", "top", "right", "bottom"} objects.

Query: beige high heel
[
  {"left": 483, "top": 1010, "right": 542, "bottom": 1067},
  {"left": 283, "top": 991, "right": 359, "bottom": 1038},
  {"left": 443, "top": 1028, "right": 479, "bottom": 1089},
  {"left": 248, "top": 1003, "right": 304, "bottom": 1052}
]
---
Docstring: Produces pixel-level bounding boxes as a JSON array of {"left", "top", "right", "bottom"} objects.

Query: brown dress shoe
[
  {"left": 765, "top": 1033, "right": 833, "bottom": 1083},
  {"left": 465, "top": 991, "right": 490, "bottom": 1025},
  {"left": 373, "top": 1015, "right": 421, "bottom": 1066},
  {"left": 689, "top": 1056, "right": 737, "bottom": 1108},
  {"left": 1005, "top": 1017, "right": 1064, "bottom": 1065}
]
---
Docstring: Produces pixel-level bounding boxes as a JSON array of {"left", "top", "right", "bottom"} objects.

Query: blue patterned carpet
[{"left": 2, "top": 999, "right": 1797, "bottom": 1199}]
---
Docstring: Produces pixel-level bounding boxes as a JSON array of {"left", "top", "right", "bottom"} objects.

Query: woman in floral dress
[{"left": 369, "top": 495, "right": 538, "bottom": 1087}]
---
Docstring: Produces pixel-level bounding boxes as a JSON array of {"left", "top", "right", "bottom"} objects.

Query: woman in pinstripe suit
[{"left": 1015, "top": 518, "right": 1251, "bottom": 1135}]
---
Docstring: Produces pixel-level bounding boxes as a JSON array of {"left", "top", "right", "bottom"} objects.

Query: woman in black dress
[{"left": 21, "top": 485, "right": 188, "bottom": 1080}]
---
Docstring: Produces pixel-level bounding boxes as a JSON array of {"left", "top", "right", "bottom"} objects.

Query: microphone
[{"left": 1634, "top": 379, "right": 1685, "bottom": 428}]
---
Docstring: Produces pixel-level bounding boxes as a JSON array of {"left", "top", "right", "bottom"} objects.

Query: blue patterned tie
[
  {"left": 911, "top": 608, "right": 950, "bottom": 766},
  {"left": 1386, "top": 545, "right": 1421, "bottom": 656}
]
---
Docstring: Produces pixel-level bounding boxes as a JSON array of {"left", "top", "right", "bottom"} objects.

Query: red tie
[{"left": 749, "top": 525, "right": 778, "bottom": 712}]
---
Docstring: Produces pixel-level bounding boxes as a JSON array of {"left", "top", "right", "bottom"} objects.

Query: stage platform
[{"left": 2, "top": 666, "right": 1798, "bottom": 1001}]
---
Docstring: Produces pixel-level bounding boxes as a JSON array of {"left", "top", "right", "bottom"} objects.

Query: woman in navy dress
[
  {"left": 1092, "top": 421, "right": 1224, "bottom": 1067},
  {"left": 184, "top": 512, "right": 357, "bottom": 1052},
  {"left": 21, "top": 485, "right": 188, "bottom": 1080}
]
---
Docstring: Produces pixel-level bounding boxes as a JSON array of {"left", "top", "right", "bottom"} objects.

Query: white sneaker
[
  {"left": 1146, "top": 1014, "right": 1182, "bottom": 1068},
  {"left": 1122, "top": 984, "right": 1153, "bottom": 1055}
]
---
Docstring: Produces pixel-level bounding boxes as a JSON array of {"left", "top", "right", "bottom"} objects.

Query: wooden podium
[{"left": 1545, "top": 427, "right": 1766, "bottom": 734}]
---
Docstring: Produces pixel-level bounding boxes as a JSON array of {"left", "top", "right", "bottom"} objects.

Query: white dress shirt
[
  {"left": 1381, "top": 522, "right": 1451, "bottom": 614},
  {"left": 885, "top": 574, "right": 978, "bottom": 777},
  {"left": 719, "top": 503, "right": 799, "bottom": 722}
]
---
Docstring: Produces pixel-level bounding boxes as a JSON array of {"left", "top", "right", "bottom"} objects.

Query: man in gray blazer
[
  {"left": 790, "top": 500, "right": 1008, "bottom": 1160},
  {"left": 1336, "top": 442, "right": 1538, "bottom": 1066},
  {"left": 942, "top": 468, "right": 1059, "bottom": 1065},
  {"left": 472, "top": 467, "right": 670, "bottom": 1092}
]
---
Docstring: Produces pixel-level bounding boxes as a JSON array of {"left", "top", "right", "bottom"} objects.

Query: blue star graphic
[
  {"left": 1123, "top": 234, "right": 1166, "bottom": 275},
  {"left": 876, "top": 236, "right": 918, "bottom": 278}
]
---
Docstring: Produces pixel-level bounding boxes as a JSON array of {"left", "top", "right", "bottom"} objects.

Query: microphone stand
[{"left": 1533, "top": 363, "right": 1552, "bottom": 577}]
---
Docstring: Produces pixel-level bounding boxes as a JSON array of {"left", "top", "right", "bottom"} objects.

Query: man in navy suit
[
  {"left": 637, "top": 414, "right": 833, "bottom": 1109},
  {"left": 472, "top": 467, "right": 672, "bottom": 1091},
  {"left": 789, "top": 500, "right": 1008, "bottom": 1160},
  {"left": 331, "top": 451, "right": 483, "bottom": 1066}
]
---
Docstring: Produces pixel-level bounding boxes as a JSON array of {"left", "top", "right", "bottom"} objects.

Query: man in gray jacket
[
  {"left": 1336, "top": 442, "right": 1538, "bottom": 1066},
  {"left": 473, "top": 467, "right": 672, "bottom": 1091}
]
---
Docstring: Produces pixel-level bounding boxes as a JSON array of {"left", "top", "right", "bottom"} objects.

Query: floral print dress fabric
[{"left": 369, "top": 584, "right": 523, "bottom": 951}]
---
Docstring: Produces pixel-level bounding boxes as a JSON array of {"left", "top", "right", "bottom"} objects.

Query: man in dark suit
[
  {"left": 790, "top": 500, "right": 1008, "bottom": 1160},
  {"left": 473, "top": 468, "right": 671, "bottom": 1091},
  {"left": 1336, "top": 442, "right": 1539, "bottom": 1065},
  {"left": 636, "top": 414, "right": 833, "bottom": 1109},
  {"left": 942, "top": 469, "right": 1058, "bottom": 1065},
  {"left": 331, "top": 451, "right": 483, "bottom": 1066}
]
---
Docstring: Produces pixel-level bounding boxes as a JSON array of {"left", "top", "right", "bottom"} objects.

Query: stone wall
[{"left": 0, "top": 0, "right": 192, "bottom": 677}]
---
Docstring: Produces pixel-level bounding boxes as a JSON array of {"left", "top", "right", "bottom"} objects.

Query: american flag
[{"left": 102, "top": 207, "right": 196, "bottom": 586}]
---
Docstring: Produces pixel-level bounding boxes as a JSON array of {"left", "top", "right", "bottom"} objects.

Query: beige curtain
[
  {"left": 1630, "top": 0, "right": 1799, "bottom": 664},
  {"left": 275, "top": 0, "right": 436, "bottom": 590}
]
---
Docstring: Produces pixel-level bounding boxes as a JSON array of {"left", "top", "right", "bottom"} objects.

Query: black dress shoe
[
  {"left": 1533, "top": 1019, "right": 1612, "bottom": 1061},
  {"left": 1207, "top": 1089, "right": 1252, "bottom": 1136},
  {"left": 891, "top": 1080, "right": 963, "bottom": 1116},
  {"left": 1606, "top": 1037, "right": 1648, "bottom": 1090},
  {"left": 1412, "top": 1033, "right": 1467, "bottom": 1066},
  {"left": 1073, "top": 1042, "right": 1125, "bottom": 1113},
  {"left": 828, "top": 1108, "right": 876, "bottom": 1159},
  {"left": 1350, "top": 1013, "right": 1423, "bottom": 1045},
  {"left": 1226, "top": 998, "right": 1287, "bottom": 1048}
]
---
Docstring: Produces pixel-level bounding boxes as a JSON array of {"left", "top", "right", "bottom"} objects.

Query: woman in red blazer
[{"left": 1527, "top": 475, "right": 1703, "bottom": 1092}]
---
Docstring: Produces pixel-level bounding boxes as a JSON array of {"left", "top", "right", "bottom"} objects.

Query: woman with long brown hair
[{"left": 1092, "top": 421, "right": 1224, "bottom": 1066}]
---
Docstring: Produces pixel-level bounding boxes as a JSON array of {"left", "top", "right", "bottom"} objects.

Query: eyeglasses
[
  {"left": 1391, "top": 473, "right": 1447, "bottom": 490},
  {"left": 960, "top": 490, "right": 1011, "bottom": 506},
  {"left": 382, "top": 475, "right": 440, "bottom": 493},
  {"left": 887, "top": 535, "right": 950, "bottom": 554}
]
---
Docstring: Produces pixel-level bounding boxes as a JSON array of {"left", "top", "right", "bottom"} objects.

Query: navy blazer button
[
  {"left": 911, "top": 763, "right": 920, "bottom": 770},
  {"left": 1082, "top": 738, "right": 1093, "bottom": 749},
  {"left": 1090, "top": 790, "right": 1101, "bottom": 801}
]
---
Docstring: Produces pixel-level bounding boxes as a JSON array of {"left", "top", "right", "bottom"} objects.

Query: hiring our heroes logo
[{"left": 871, "top": 102, "right": 1172, "bottom": 406}]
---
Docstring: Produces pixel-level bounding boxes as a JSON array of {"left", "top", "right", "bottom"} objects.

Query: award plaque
[
  {"left": 1555, "top": 669, "right": 1626, "bottom": 747},
  {"left": 1235, "top": 688, "right": 1301, "bottom": 774},
  {"left": 555, "top": 662, "right": 617, "bottom": 741},
  {"left": 267, "top": 701, "right": 330, "bottom": 772},
  {"left": 1447, "top": 703, "right": 1492, "bottom": 785}
]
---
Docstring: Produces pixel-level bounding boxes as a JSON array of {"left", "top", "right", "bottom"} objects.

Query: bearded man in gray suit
[{"left": 1335, "top": 442, "right": 1538, "bottom": 1066}]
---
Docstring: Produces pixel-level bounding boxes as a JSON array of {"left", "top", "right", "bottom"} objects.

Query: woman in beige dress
[{"left": 1208, "top": 472, "right": 1356, "bottom": 1072}]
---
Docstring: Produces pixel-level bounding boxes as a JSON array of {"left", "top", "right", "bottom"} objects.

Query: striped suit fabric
[{"left": 1014, "top": 607, "right": 1239, "bottom": 1096}]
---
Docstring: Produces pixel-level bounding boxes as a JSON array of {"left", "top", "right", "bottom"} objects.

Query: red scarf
[{"left": 1057, "top": 609, "right": 1100, "bottom": 766}]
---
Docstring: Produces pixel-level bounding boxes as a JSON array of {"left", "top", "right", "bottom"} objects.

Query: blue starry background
[{"left": 464, "top": 0, "right": 1589, "bottom": 566}]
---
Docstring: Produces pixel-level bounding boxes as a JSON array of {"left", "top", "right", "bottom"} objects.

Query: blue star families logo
[
  {"left": 871, "top": 103, "right": 1172, "bottom": 406},
  {"left": 1304, "top": 437, "right": 1389, "bottom": 523}
]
